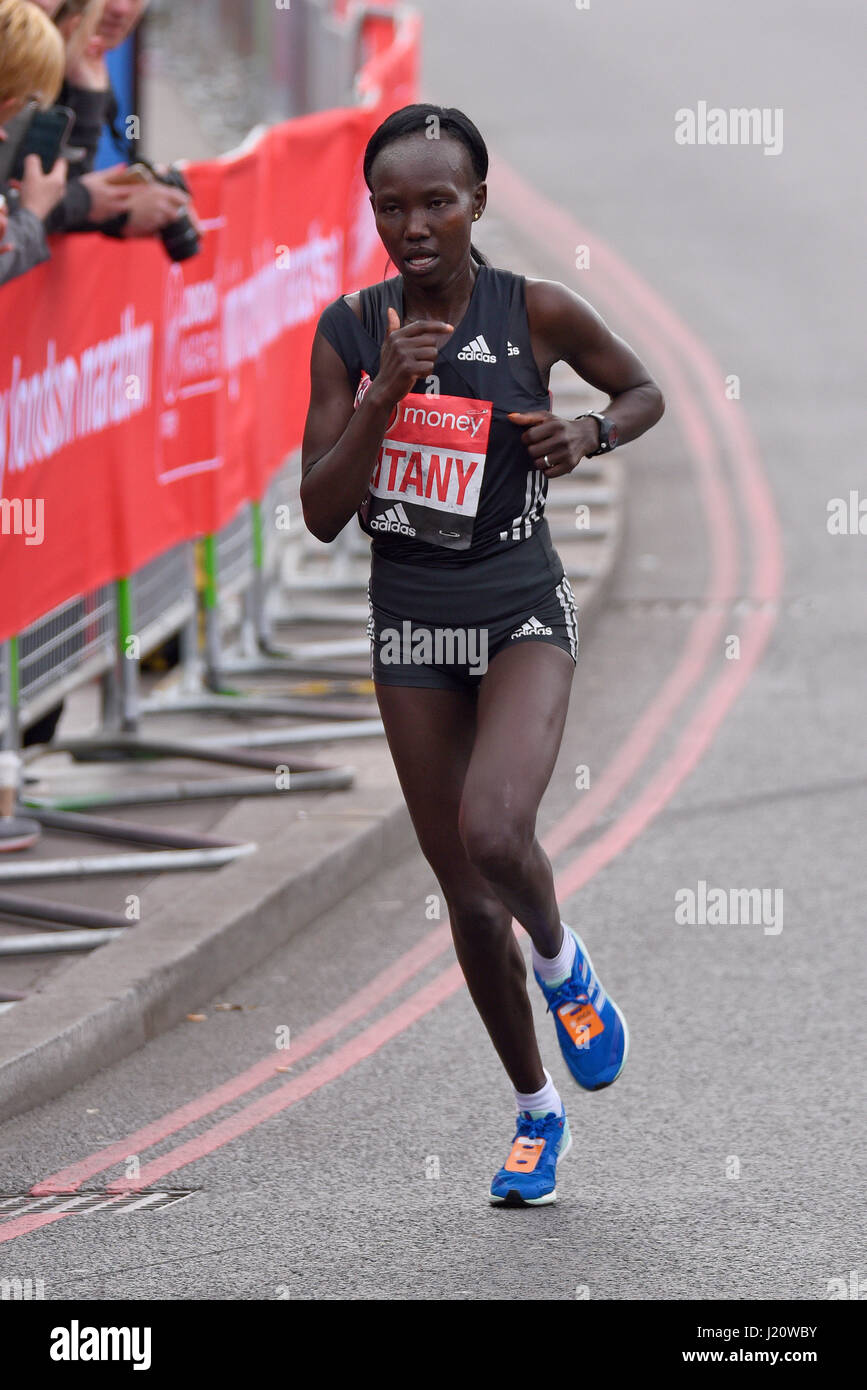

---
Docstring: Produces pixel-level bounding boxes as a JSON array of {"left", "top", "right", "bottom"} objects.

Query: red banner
[{"left": 0, "top": 13, "right": 419, "bottom": 642}]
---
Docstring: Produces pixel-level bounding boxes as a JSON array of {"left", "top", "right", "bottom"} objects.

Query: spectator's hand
[
  {"left": 65, "top": 35, "right": 109, "bottom": 92},
  {"left": 9, "top": 154, "right": 68, "bottom": 223},
  {"left": 121, "top": 182, "right": 192, "bottom": 237},
  {"left": 80, "top": 166, "right": 134, "bottom": 223},
  {"left": 0, "top": 195, "right": 11, "bottom": 253}
]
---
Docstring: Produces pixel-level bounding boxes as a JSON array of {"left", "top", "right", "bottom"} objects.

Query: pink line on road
[
  {"left": 488, "top": 154, "right": 782, "bottom": 603},
  {"left": 489, "top": 154, "right": 782, "bottom": 855},
  {"left": 555, "top": 610, "right": 778, "bottom": 900},
  {"left": 543, "top": 325, "right": 736, "bottom": 859},
  {"left": 29, "top": 924, "right": 453, "bottom": 1197},
  {"left": 0, "top": 1207, "right": 82, "bottom": 1248},
  {"left": 103, "top": 965, "right": 466, "bottom": 1194}
]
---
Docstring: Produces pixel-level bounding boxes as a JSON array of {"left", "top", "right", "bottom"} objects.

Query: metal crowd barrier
[
  {"left": 0, "top": 588, "right": 116, "bottom": 750},
  {"left": 15, "top": 467, "right": 379, "bottom": 793}
]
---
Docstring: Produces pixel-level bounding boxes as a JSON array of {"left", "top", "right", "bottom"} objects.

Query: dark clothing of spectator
[{"left": 44, "top": 80, "right": 128, "bottom": 237}]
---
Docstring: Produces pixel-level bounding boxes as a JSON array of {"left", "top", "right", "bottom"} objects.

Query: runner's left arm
[{"left": 509, "top": 279, "right": 664, "bottom": 478}]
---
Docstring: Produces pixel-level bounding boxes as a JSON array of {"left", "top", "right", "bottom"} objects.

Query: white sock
[
  {"left": 532, "top": 921, "right": 576, "bottom": 986},
  {"left": 514, "top": 1066, "right": 563, "bottom": 1119}
]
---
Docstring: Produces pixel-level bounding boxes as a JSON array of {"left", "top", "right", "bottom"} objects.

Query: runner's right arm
[{"left": 300, "top": 310, "right": 453, "bottom": 543}]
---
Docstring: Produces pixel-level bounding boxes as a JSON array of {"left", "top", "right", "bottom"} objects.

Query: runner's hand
[
  {"left": 370, "top": 306, "right": 454, "bottom": 407},
  {"left": 508, "top": 410, "right": 600, "bottom": 478}
]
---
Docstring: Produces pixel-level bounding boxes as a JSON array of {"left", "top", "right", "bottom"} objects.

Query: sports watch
[{"left": 577, "top": 411, "right": 618, "bottom": 455}]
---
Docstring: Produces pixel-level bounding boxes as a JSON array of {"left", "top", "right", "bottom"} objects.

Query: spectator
[
  {"left": 58, "top": 1, "right": 111, "bottom": 69},
  {"left": 0, "top": 0, "right": 67, "bottom": 286},
  {"left": 41, "top": 0, "right": 134, "bottom": 230},
  {"left": 45, "top": 0, "right": 197, "bottom": 240}
]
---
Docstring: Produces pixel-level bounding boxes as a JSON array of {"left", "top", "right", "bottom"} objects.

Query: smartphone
[
  {"left": 10, "top": 106, "right": 76, "bottom": 182},
  {"left": 0, "top": 100, "right": 39, "bottom": 185}
]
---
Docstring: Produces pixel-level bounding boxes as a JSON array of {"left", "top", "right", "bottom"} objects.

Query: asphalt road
[{"left": 1, "top": 0, "right": 864, "bottom": 1302}]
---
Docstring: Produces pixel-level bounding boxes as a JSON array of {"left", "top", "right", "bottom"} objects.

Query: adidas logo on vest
[
  {"left": 457, "top": 334, "right": 497, "bottom": 363},
  {"left": 510, "top": 615, "right": 553, "bottom": 639},
  {"left": 370, "top": 502, "right": 416, "bottom": 536}
]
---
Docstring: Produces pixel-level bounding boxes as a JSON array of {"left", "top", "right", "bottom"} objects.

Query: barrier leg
[
  {"left": 115, "top": 576, "right": 139, "bottom": 734},
  {"left": 1, "top": 637, "right": 21, "bottom": 753},
  {"left": 98, "top": 577, "right": 139, "bottom": 734},
  {"left": 202, "top": 532, "right": 222, "bottom": 692}
]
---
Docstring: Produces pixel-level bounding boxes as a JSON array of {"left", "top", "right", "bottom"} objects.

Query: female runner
[{"left": 301, "top": 105, "right": 664, "bottom": 1205}]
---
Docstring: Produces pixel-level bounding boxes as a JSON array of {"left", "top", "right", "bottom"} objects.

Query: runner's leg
[
  {"left": 374, "top": 681, "right": 547, "bottom": 1093},
  {"left": 459, "top": 640, "right": 575, "bottom": 959}
]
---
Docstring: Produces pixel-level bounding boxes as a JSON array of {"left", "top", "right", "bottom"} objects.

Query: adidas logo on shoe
[
  {"left": 510, "top": 615, "right": 553, "bottom": 639},
  {"left": 370, "top": 502, "right": 416, "bottom": 536},
  {"left": 457, "top": 334, "right": 497, "bottom": 363}
]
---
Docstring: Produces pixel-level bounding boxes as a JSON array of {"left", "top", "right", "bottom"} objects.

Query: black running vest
[{"left": 316, "top": 265, "right": 553, "bottom": 566}]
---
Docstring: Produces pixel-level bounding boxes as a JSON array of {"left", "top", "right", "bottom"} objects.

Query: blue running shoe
[
  {"left": 489, "top": 1109, "right": 572, "bottom": 1206},
  {"left": 534, "top": 926, "right": 629, "bottom": 1090}
]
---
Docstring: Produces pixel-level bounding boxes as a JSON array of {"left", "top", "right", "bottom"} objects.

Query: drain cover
[{"left": 0, "top": 1190, "right": 196, "bottom": 1217}]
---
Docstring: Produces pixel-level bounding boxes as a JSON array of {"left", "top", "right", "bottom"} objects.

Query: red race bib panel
[{"left": 358, "top": 381, "right": 493, "bottom": 551}]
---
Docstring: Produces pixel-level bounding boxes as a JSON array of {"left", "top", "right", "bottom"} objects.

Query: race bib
[{"left": 355, "top": 374, "right": 493, "bottom": 550}]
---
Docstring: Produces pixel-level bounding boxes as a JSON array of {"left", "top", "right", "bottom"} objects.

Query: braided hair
[{"left": 364, "top": 104, "right": 491, "bottom": 269}]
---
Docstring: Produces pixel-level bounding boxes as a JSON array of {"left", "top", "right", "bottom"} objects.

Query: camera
[{"left": 140, "top": 159, "right": 200, "bottom": 263}]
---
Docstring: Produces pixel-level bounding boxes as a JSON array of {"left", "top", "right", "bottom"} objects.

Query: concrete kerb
[{"left": 0, "top": 215, "right": 627, "bottom": 1129}]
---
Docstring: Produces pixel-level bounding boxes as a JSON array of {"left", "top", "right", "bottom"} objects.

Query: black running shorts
[{"left": 366, "top": 523, "right": 579, "bottom": 692}]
